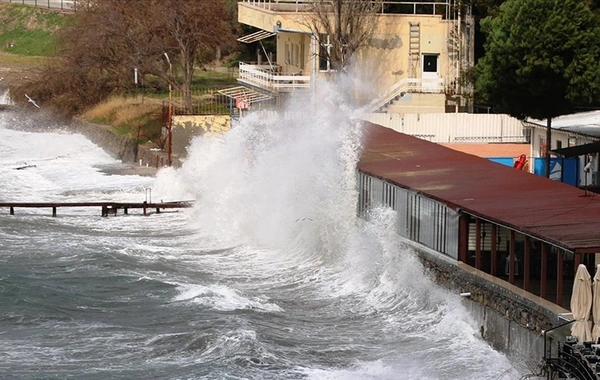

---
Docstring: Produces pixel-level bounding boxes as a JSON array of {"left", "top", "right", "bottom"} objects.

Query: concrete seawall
[
  {"left": 409, "top": 239, "right": 569, "bottom": 370},
  {"left": 70, "top": 119, "right": 181, "bottom": 169}
]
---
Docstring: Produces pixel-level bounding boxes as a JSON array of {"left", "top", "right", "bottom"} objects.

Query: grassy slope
[
  {"left": 0, "top": 3, "right": 238, "bottom": 146},
  {"left": 0, "top": 3, "right": 68, "bottom": 56}
]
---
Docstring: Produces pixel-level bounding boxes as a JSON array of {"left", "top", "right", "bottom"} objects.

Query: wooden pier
[{"left": 0, "top": 201, "right": 193, "bottom": 217}]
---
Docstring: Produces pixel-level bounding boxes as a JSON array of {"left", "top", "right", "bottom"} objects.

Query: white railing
[
  {"left": 238, "top": 62, "right": 310, "bottom": 92},
  {"left": 239, "top": 0, "right": 453, "bottom": 16},
  {"left": 0, "top": 0, "right": 76, "bottom": 11},
  {"left": 367, "top": 77, "right": 445, "bottom": 112}
]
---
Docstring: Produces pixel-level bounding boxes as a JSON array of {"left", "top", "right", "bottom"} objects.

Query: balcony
[{"left": 238, "top": 62, "right": 310, "bottom": 92}]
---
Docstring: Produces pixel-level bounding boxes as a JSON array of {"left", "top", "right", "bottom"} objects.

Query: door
[{"left": 422, "top": 54, "right": 440, "bottom": 92}]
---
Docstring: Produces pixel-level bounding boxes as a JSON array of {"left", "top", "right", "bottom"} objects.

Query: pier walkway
[{"left": 0, "top": 201, "right": 193, "bottom": 217}]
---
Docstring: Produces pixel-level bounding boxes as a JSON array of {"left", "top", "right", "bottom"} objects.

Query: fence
[
  {"left": 362, "top": 112, "right": 529, "bottom": 144},
  {"left": 171, "top": 89, "right": 239, "bottom": 117},
  {"left": 0, "top": 0, "right": 85, "bottom": 12}
]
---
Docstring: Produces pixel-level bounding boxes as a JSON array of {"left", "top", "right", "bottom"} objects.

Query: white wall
[{"left": 362, "top": 113, "right": 527, "bottom": 143}]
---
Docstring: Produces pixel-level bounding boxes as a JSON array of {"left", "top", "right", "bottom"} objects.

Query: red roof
[{"left": 358, "top": 123, "right": 600, "bottom": 253}]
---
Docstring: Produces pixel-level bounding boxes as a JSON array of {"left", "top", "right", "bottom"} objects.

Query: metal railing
[
  {"left": 239, "top": 0, "right": 454, "bottom": 17},
  {"left": 367, "top": 77, "right": 445, "bottom": 112},
  {"left": 238, "top": 62, "right": 310, "bottom": 92},
  {"left": 171, "top": 89, "right": 236, "bottom": 116},
  {"left": 0, "top": 0, "right": 77, "bottom": 11}
]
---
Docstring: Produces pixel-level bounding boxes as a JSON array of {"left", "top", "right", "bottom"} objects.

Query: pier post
[
  {"left": 124, "top": 207, "right": 128, "bottom": 215},
  {"left": 143, "top": 206, "right": 147, "bottom": 216},
  {"left": 156, "top": 208, "right": 160, "bottom": 214},
  {"left": 10, "top": 207, "right": 14, "bottom": 215},
  {"left": 102, "top": 206, "right": 108, "bottom": 217},
  {"left": 52, "top": 207, "right": 57, "bottom": 217}
]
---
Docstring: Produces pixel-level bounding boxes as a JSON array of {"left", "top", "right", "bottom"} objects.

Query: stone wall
[
  {"left": 70, "top": 119, "right": 137, "bottom": 162},
  {"left": 70, "top": 119, "right": 180, "bottom": 168},
  {"left": 410, "top": 240, "right": 569, "bottom": 366}
]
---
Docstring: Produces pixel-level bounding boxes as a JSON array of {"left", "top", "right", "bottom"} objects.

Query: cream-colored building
[{"left": 234, "top": 0, "right": 474, "bottom": 114}]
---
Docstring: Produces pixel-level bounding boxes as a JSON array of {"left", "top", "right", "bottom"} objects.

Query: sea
[{"left": 0, "top": 87, "right": 528, "bottom": 379}]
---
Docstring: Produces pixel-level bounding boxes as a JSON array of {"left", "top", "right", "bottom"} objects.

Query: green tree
[{"left": 476, "top": 0, "right": 600, "bottom": 177}]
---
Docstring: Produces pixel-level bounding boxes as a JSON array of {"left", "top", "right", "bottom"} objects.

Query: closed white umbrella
[
  {"left": 571, "top": 264, "right": 593, "bottom": 343},
  {"left": 591, "top": 265, "right": 600, "bottom": 342}
]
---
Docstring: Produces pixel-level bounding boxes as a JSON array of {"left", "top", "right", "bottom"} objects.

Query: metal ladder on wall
[{"left": 409, "top": 22, "right": 421, "bottom": 78}]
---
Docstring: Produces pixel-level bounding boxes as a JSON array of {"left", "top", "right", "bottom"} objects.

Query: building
[
  {"left": 234, "top": 0, "right": 473, "bottom": 114},
  {"left": 527, "top": 111, "right": 600, "bottom": 189},
  {"left": 357, "top": 122, "right": 600, "bottom": 311}
]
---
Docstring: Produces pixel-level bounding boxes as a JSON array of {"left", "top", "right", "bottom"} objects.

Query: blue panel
[
  {"left": 488, "top": 157, "right": 514, "bottom": 167},
  {"left": 533, "top": 157, "right": 579, "bottom": 185}
]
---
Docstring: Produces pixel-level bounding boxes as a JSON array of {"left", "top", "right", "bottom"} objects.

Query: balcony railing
[
  {"left": 367, "top": 77, "right": 445, "bottom": 112},
  {"left": 238, "top": 62, "right": 310, "bottom": 92},
  {"left": 239, "top": 0, "right": 454, "bottom": 17}
]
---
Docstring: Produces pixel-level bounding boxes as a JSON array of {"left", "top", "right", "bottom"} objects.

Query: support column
[
  {"left": 541, "top": 243, "right": 548, "bottom": 299},
  {"left": 509, "top": 230, "right": 516, "bottom": 284},
  {"left": 557, "top": 250, "right": 564, "bottom": 307},
  {"left": 9, "top": 207, "right": 14, "bottom": 215},
  {"left": 52, "top": 207, "right": 57, "bottom": 218},
  {"left": 475, "top": 219, "right": 481, "bottom": 270},
  {"left": 524, "top": 236, "right": 530, "bottom": 291},
  {"left": 458, "top": 213, "right": 470, "bottom": 263},
  {"left": 491, "top": 224, "right": 497, "bottom": 276}
]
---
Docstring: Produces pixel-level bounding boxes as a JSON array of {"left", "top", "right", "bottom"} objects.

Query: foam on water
[
  {"left": 0, "top": 89, "right": 12, "bottom": 105},
  {"left": 151, "top": 78, "right": 525, "bottom": 378},
  {"left": 0, "top": 80, "right": 528, "bottom": 378}
]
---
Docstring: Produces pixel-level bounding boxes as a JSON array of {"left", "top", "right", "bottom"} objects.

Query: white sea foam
[{"left": 173, "top": 283, "right": 283, "bottom": 312}]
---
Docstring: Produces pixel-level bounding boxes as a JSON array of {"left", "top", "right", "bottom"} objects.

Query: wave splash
[{"left": 152, "top": 79, "right": 522, "bottom": 379}]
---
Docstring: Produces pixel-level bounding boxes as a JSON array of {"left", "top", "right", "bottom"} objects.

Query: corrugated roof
[
  {"left": 552, "top": 141, "right": 600, "bottom": 158},
  {"left": 358, "top": 123, "right": 600, "bottom": 253},
  {"left": 529, "top": 111, "right": 600, "bottom": 138}
]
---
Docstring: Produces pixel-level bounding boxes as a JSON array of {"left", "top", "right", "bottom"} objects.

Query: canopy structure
[
  {"left": 237, "top": 30, "right": 276, "bottom": 44},
  {"left": 552, "top": 141, "right": 600, "bottom": 158}
]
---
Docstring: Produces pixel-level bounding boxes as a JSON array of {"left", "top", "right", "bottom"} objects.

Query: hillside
[{"left": 0, "top": 3, "right": 69, "bottom": 92}]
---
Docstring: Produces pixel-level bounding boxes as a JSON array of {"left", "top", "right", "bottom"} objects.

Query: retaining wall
[{"left": 412, "top": 240, "right": 569, "bottom": 368}]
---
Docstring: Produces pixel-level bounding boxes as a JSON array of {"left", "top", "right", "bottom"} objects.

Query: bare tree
[
  {"left": 306, "top": 0, "right": 381, "bottom": 72},
  {"left": 156, "top": 0, "right": 235, "bottom": 113},
  {"left": 14, "top": 0, "right": 236, "bottom": 117}
]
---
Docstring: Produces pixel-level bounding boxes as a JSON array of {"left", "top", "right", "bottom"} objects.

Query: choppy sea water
[{"left": 0, "top": 89, "right": 526, "bottom": 379}]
